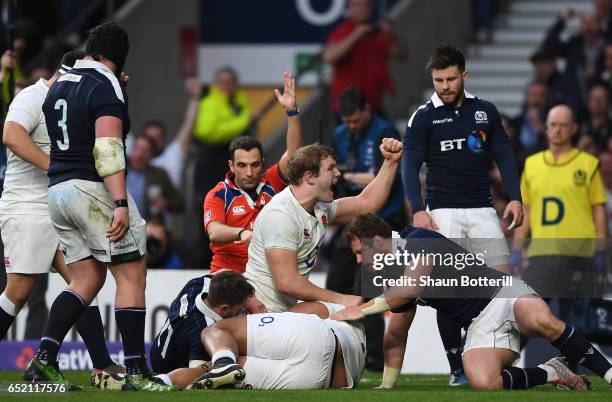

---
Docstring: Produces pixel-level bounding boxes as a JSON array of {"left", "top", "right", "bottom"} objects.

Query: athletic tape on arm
[
  {"left": 93, "top": 137, "right": 125, "bottom": 177},
  {"left": 361, "top": 297, "right": 390, "bottom": 315}
]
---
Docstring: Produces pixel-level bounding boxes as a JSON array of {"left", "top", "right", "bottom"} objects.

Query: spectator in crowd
[
  {"left": 599, "top": 151, "right": 612, "bottom": 229},
  {"left": 511, "top": 82, "right": 549, "bottom": 159},
  {"left": 203, "top": 71, "right": 301, "bottom": 274},
  {"left": 322, "top": 0, "right": 407, "bottom": 116},
  {"left": 513, "top": 105, "right": 608, "bottom": 321},
  {"left": 193, "top": 66, "right": 253, "bottom": 197},
  {"left": 593, "top": 0, "right": 612, "bottom": 37},
  {"left": 597, "top": 42, "right": 612, "bottom": 87},
  {"left": 542, "top": 9, "right": 606, "bottom": 119},
  {"left": 529, "top": 49, "right": 581, "bottom": 110},
  {"left": 126, "top": 134, "right": 184, "bottom": 221},
  {"left": 145, "top": 217, "right": 184, "bottom": 269},
  {"left": 326, "top": 86, "right": 405, "bottom": 371},
  {"left": 472, "top": 0, "right": 494, "bottom": 43},
  {"left": 143, "top": 78, "right": 202, "bottom": 188},
  {"left": 579, "top": 82, "right": 612, "bottom": 153}
]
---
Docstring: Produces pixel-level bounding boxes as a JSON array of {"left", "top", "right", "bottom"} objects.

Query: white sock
[
  {"left": 604, "top": 367, "right": 612, "bottom": 385},
  {"left": 154, "top": 374, "right": 172, "bottom": 385},
  {"left": 212, "top": 350, "right": 236, "bottom": 365},
  {"left": 0, "top": 292, "right": 20, "bottom": 316},
  {"left": 538, "top": 364, "right": 558, "bottom": 383}
]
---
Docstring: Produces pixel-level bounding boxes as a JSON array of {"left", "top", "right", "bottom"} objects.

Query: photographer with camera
[
  {"left": 325, "top": 86, "right": 406, "bottom": 371},
  {"left": 146, "top": 218, "right": 184, "bottom": 269},
  {"left": 322, "top": 0, "right": 407, "bottom": 117}
]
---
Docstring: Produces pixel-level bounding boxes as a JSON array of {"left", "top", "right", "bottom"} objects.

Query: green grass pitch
[{"left": 0, "top": 371, "right": 610, "bottom": 401}]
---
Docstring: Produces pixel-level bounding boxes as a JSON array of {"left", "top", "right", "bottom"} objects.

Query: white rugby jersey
[
  {"left": 325, "top": 319, "right": 366, "bottom": 388},
  {"left": 244, "top": 187, "right": 337, "bottom": 313},
  {"left": 0, "top": 79, "right": 51, "bottom": 215}
]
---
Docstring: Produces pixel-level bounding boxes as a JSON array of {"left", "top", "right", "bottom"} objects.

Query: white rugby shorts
[
  {"left": 464, "top": 279, "right": 538, "bottom": 356},
  {"left": 242, "top": 312, "right": 336, "bottom": 389},
  {"left": 0, "top": 214, "right": 59, "bottom": 274},
  {"left": 429, "top": 207, "right": 509, "bottom": 267},
  {"left": 48, "top": 179, "right": 145, "bottom": 264}
]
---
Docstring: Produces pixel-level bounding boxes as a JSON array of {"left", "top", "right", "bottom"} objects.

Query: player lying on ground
[
  {"left": 0, "top": 49, "right": 123, "bottom": 381},
  {"left": 159, "top": 302, "right": 366, "bottom": 390},
  {"left": 335, "top": 213, "right": 612, "bottom": 390},
  {"left": 141, "top": 271, "right": 254, "bottom": 389}
]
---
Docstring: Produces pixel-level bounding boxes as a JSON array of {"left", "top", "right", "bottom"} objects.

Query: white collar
[
  {"left": 430, "top": 90, "right": 475, "bottom": 108},
  {"left": 195, "top": 292, "right": 223, "bottom": 322},
  {"left": 73, "top": 59, "right": 114, "bottom": 75}
]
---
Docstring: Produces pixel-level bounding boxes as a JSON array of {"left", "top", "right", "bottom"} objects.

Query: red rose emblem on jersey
[{"left": 321, "top": 215, "right": 328, "bottom": 225}]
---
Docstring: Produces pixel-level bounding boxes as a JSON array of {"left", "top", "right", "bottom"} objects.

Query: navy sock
[
  {"left": 437, "top": 312, "right": 464, "bottom": 372},
  {"left": 76, "top": 305, "right": 113, "bottom": 369},
  {"left": 501, "top": 367, "right": 548, "bottom": 389},
  {"left": 0, "top": 308, "right": 16, "bottom": 340},
  {"left": 552, "top": 323, "right": 612, "bottom": 379},
  {"left": 0, "top": 293, "right": 19, "bottom": 340},
  {"left": 115, "top": 307, "right": 148, "bottom": 376},
  {"left": 36, "top": 290, "right": 87, "bottom": 365}
]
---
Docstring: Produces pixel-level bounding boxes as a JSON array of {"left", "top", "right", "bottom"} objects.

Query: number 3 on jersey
[{"left": 54, "top": 99, "right": 69, "bottom": 150}]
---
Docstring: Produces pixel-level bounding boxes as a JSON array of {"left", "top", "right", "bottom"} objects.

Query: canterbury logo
[{"left": 232, "top": 206, "right": 247, "bottom": 215}]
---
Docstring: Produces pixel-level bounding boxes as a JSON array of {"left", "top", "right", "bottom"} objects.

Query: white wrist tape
[
  {"left": 361, "top": 297, "right": 390, "bottom": 315},
  {"left": 93, "top": 137, "right": 125, "bottom": 177},
  {"left": 379, "top": 366, "right": 400, "bottom": 388}
]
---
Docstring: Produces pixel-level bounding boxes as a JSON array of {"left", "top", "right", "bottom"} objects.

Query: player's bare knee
[
  {"left": 200, "top": 325, "right": 222, "bottom": 346},
  {"left": 3, "top": 289, "right": 29, "bottom": 308},
  {"left": 468, "top": 373, "right": 501, "bottom": 390}
]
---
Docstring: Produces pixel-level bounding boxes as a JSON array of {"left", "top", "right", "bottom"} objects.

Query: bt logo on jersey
[
  {"left": 232, "top": 205, "right": 246, "bottom": 215},
  {"left": 440, "top": 138, "right": 466, "bottom": 151}
]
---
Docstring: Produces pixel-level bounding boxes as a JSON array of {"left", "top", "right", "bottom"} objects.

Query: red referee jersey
[{"left": 203, "top": 163, "right": 286, "bottom": 273}]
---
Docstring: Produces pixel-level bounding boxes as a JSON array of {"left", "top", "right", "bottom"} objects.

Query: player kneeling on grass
[
  {"left": 161, "top": 302, "right": 366, "bottom": 390},
  {"left": 335, "top": 213, "right": 612, "bottom": 391},
  {"left": 139, "top": 271, "right": 254, "bottom": 389}
]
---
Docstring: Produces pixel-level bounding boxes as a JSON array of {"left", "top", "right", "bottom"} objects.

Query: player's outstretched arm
[
  {"left": 94, "top": 116, "right": 129, "bottom": 242},
  {"left": 332, "top": 138, "right": 402, "bottom": 225},
  {"left": 3, "top": 121, "right": 50, "bottom": 171},
  {"left": 377, "top": 308, "right": 416, "bottom": 389},
  {"left": 267, "top": 248, "right": 362, "bottom": 307},
  {"left": 276, "top": 71, "right": 303, "bottom": 179}
]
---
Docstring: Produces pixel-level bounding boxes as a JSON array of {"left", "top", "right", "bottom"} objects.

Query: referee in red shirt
[
  {"left": 203, "top": 72, "right": 302, "bottom": 274},
  {"left": 322, "top": 0, "right": 407, "bottom": 115}
]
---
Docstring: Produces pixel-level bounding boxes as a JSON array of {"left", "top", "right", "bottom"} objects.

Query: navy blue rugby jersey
[
  {"left": 402, "top": 91, "right": 520, "bottom": 212},
  {"left": 390, "top": 226, "right": 507, "bottom": 328},
  {"left": 149, "top": 275, "right": 222, "bottom": 373},
  {"left": 43, "top": 59, "right": 130, "bottom": 186}
]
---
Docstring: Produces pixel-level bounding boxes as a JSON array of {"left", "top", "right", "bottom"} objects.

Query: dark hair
[
  {"left": 229, "top": 136, "right": 263, "bottom": 160},
  {"left": 142, "top": 120, "right": 167, "bottom": 134},
  {"left": 588, "top": 81, "right": 611, "bottom": 102},
  {"left": 344, "top": 213, "right": 392, "bottom": 245},
  {"left": 215, "top": 65, "right": 239, "bottom": 82},
  {"left": 133, "top": 133, "right": 155, "bottom": 151},
  {"left": 286, "top": 144, "right": 338, "bottom": 185},
  {"left": 338, "top": 87, "right": 367, "bottom": 117},
  {"left": 85, "top": 22, "right": 129, "bottom": 74},
  {"left": 207, "top": 271, "right": 255, "bottom": 307},
  {"left": 529, "top": 48, "right": 557, "bottom": 64},
  {"left": 58, "top": 49, "right": 85, "bottom": 72},
  {"left": 425, "top": 45, "right": 466, "bottom": 73}
]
